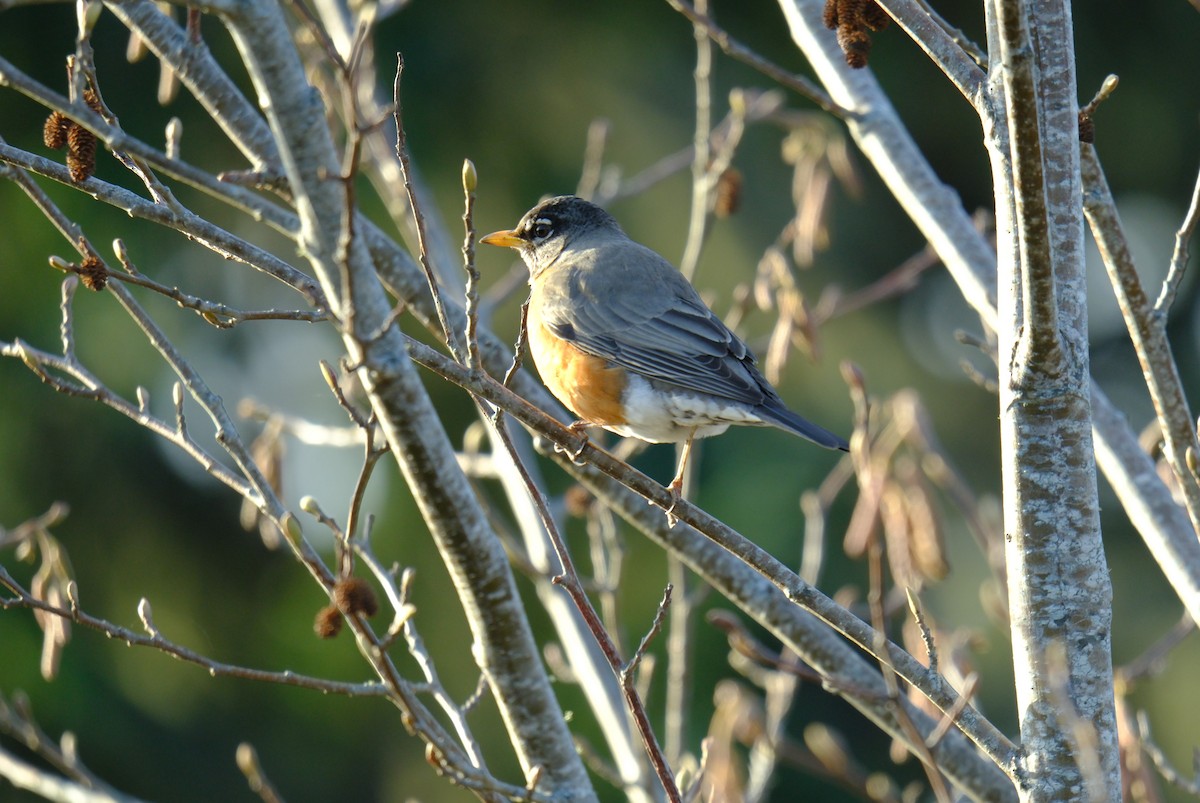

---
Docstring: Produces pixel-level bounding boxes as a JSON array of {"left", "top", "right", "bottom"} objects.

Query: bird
[{"left": 481, "top": 195, "right": 848, "bottom": 503}]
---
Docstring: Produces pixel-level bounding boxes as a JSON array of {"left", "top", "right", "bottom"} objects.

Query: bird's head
[{"left": 481, "top": 195, "right": 622, "bottom": 278}]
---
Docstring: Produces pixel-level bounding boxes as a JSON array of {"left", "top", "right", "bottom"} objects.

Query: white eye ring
[{"left": 530, "top": 219, "right": 553, "bottom": 240}]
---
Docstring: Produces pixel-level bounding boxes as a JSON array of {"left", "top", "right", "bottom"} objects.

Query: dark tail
[{"left": 758, "top": 401, "right": 849, "bottom": 451}]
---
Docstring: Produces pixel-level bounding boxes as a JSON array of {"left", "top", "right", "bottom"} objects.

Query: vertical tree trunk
[
  {"left": 216, "top": 3, "right": 597, "bottom": 797},
  {"left": 986, "top": 1, "right": 1120, "bottom": 798}
]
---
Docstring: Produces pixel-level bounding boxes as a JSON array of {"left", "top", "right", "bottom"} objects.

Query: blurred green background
[{"left": 2, "top": 1, "right": 1199, "bottom": 800}]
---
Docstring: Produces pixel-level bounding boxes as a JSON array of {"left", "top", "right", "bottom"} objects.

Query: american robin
[{"left": 481, "top": 195, "right": 848, "bottom": 498}]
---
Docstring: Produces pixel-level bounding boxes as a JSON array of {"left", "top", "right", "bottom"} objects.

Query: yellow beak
[{"left": 480, "top": 229, "right": 524, "bottom": 248}]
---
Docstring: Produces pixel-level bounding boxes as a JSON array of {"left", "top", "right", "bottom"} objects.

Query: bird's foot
[
  {"left": 662, "top": 477, "right": 685, "bottom": 528},
  {"left": 557, "top": 420, "right": 591, "bottom": 463}
]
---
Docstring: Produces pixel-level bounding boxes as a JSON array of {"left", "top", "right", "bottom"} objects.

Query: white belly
[{"left": 604, "top": 373, "right": 763, "bottom": 443}]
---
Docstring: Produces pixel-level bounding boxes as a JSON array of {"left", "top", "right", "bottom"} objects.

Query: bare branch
[
  {"left": 393, "top": 54, "right": 461, "bottom": 358},
  {"left": 0, "top": 566, "right": 386, "bottom": 696},
  {"left": 873, "top": 0, "right": 986, "bottom": 105},
  {"left": 405, "top": 335, "right": 1020, "bottom": 789},
  {"left": 461, "top": 158, "right": 482, "bottom": 370},
  {"left": 481, "top": 405, "right": 679, "bottom": 801},
  {"left": 0, "top": 689, "right": 126, "bottom": 798},
  {"left": 0, "top": 744, "right": 147, "bottom": 803},
  {"left": 664, "top": 0, "right": 845, "bottom": 116},
  {"left": 0, "top": 141, "right": 325, "bottom": 306},
  {"left": 1082, "top": 145, "right": 1200, "bottom": 611},
  {"left": 1135, "top": 710, "right": 1200, "bottom": 797},
  {"left": 1156, "top": 163, "right": 1200, "bottom": 313},
  {"left": 679, "top": 0, "right": 715, "bottom": 281},
  {"left": 236, "top": 743, "right": 287, "bottom": 803}
]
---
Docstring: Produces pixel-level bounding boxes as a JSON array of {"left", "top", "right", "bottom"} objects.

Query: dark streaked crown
[{"left": 512, "top": 195, "right": 623, "bottom": 247}]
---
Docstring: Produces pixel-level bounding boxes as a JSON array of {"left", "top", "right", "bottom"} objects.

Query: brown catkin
[
  {"left": 837, "top": 25, "right": 873, "bottom": 69},
  {"left": 43, "top": 112, "right": 71, "bottom": 150},
  {"left": 822, "top": 0, "right": 839, "bottom": 29},
  {"left": 333, "top": 577, "right": 379, "bottom": 618},
  {"left": 824, "top": 0, "right": 886, "bottom": 69},
  {"left": 62, "top": 90, "right": 104, "bottom": 182},
  {"left": 313, "top": 605, "right": 343, "bottom": 639},
  {"left": 79, "top": 254, "right": 107, "bottom": 291},
  {"left": 1078, "top": 113, "right": 1095, "bottom": 144},
  {"left": 713, "top": 167, "right": 743, "bottom": 218},
  {"left": 66, "top": 124, "right": 97, "bottom": 183},
  {"left": 82, "top": 88, "right": 102, "bottom": 112},
  {"left": 862, "top": 0, "right": 891, "bottom": 31}
]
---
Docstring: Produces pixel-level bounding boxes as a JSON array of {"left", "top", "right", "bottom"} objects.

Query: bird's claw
[
  {"left": 557, "top": 420, "right": 590, "bottom": 463},
  {"left": 662, "top": 478, "right": 685, "bottom": 528}
]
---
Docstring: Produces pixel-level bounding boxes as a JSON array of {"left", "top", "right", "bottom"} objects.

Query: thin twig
[
  {"left": 4, "top": 330, "right": 251, "bottom": 501},
  {"left": 0, "top": 744, "right": 147, "bottom": 803},
  {"left": 345, "top": 420, "right": 387, "bottom": 562},
  {"left": 392, "top": 53, "right": 461, "bottom": 359},
  {"left": 1081, "top": 146, "right": 1200, "bottom": 546},
  {"left": 462, "top": 159, "right": 482, "bottom": 369},
  {"left": 236, "top": 743, "right": 287, "bottom": 803},
  {"left": 484, "top": 407, "right": 682, "bottom": 802},
  {"left": 387, "top": 566, "right": 492, "bottom": 769},
  {"left": 351, "top": 547, "right": 414, "bottom": 649},
  {"left": 1155, "top": 163, "right": 1200, "bottom": 313},
  {"left": 0, "top": 566, "right": 387, "bottom": 697},
  {"left": 0, "top": 141, "right": 325, "bottom": 308},
  {"left": 61, "top": 246, "right": 325, "bottom": 328},
  {"left": 0, "top": 687, "right": 117, "bottom": 794},
  {"left": 1135, "top": 710, "right": 1200, "bottom": 796},
  {"left": 905, "top": 587, "right": 939, "bottom": 675},
  {"left": 576, "top": 118, "right": 610, "bottom": 201},
  {"left": 1116, "top": 612, "right": 1195, "bottom": 686},
  {"left": 818, "top": 244, "right": 941, "bottom": 322},
  {"left": 664, "top": 557, "right": 692, "bottom": 766},
  {"left": 624, "top": 584, "right": 673, "bottom": 682},
  {"left": 318, "top": 363, "right": 387, "bottom": 556},
  {"left": 503, "top": 298, "right": 532, "bottom": 388},
  {"left": 662, "top": 0, "right": 845, "bottom": 117},
  {"left": 866, "top": 520, "right": 951, "bottom": 803},
  {"left": 679, "top": 0, "right": 714, "bottom": 281}
]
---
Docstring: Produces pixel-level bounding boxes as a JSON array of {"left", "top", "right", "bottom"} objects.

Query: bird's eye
[{"left": 530, "top": 219, "right": 554, "bottom": 240}]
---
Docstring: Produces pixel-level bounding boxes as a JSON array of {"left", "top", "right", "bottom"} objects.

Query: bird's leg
[
  {"left": 663, "top": 431, "right": 697, "bottom": 527},
  {"left": 666, "top": 435, "right": 694, "bottom": 498}
]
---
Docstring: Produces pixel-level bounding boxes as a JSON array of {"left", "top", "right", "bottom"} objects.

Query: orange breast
[{"left": 527, "top": 316, "right": 627, "bottom": 427}]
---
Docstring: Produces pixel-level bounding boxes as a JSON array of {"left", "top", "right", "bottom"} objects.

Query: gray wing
[{"left": 539, "top": 241, "right": 775, "bottom": 407}]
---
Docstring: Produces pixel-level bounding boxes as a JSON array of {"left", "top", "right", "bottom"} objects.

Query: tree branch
[
  {"left": 1081, "top": 144, "right": 1200, "bottom": 565},
  {"left": 987, "top": 0, "right": 1118, "bottom": 797},
  {"left": 405, "top": 335, "right": 1019, "bottom": 801}
]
